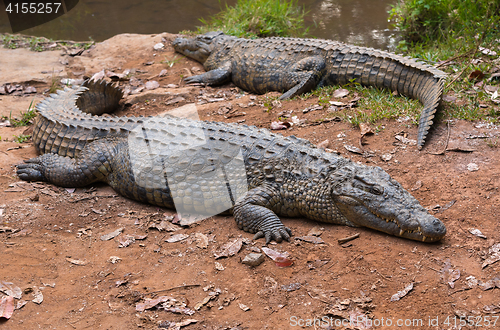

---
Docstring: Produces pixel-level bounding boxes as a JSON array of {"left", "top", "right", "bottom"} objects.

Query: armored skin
[
  {"left": 173, "top": 32, "right": 447, "bottom": 149},
  {"left": 17, "top": 81, "right": 446, "bottom": 243}
]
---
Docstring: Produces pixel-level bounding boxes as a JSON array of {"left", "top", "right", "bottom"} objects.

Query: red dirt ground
[{"left": 0, "top": 33, "right": 499, "bottom": 330}]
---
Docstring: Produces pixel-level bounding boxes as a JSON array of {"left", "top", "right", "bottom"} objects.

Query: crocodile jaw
[
  {"left": 333, "top": 196, "right": 446, "bottom": 242},
  {"left": 173, "top": 32, "right": 227, "bottom": 64},
  {"left": 172, "top": 38, "right": 213, "bottom": 64},
  {"left": 330, "top": 165, "right": 446, "bottom": 242}
]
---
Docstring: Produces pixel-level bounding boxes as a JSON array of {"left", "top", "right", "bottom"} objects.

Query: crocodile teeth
[
  {"left": 399, "top": 229, "right": 404, "bottom": 236},
  {"left": 418, "top": 226, "right": 422, "bottom": 232},
  {"left": 422, "top": 236, "right": 427, "bottom": 242}
]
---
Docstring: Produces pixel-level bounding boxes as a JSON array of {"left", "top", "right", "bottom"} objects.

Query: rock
[
  {"left": 241, "top": 253, "right": 265, "bottom": 267},
  {"left": 467, "top": 163, "right": 479, "bottom": 172},
  {"left": 153, "top": 43, "right": 165, "bottom": 50},
  {"left": 145, "top": 80, "right": 159, "bottom": 90}
]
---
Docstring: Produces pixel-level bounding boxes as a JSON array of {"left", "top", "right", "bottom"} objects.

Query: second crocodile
[{"left": 173, "top": 32, "right": 447, "bottom": 149}]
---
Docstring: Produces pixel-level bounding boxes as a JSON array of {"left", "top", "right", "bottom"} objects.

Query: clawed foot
[
  {"left": 184, "top": 75, "right": 204, "bottom": 84},
  {"left": 16, "top": 158, "right": 46, "bottom": 182},
  {"left": 253, "top": 226, "right": 293, "bottom": 244}
]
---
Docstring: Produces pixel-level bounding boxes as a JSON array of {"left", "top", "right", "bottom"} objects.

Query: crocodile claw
[
  {"left": 253, "top": 226, "right": 293, "bottom": 244},
  {"left": 16, "top": 160, "right": 46, "bottom": 182},
  {"left": 184, "top": 75, "right": 204, "bottom": 84}
]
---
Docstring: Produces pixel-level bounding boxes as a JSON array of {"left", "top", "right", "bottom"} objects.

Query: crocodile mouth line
[
  {"left": 372, "top": 212, "right": 428, "bottom": 242},
  {"left": 334, "top": 195, "right": 428, "bottom": 240}
]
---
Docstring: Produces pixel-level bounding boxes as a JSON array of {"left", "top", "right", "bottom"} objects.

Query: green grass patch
[
  {"left": 389, "top": 0, "right": 500, "bottom": 46},
  {"left": 161, "top": 55, "right": 181, "bottom": 68},
  {"left": 1, "top": 33, "right": 94, "bottom": 52},
  {"left": 13, "top": 134, "right": 31, "bottom": 143},
  {"left": 10, "top": 100, "right": 37, "bottom": 127},
  {"left": 406, "top": 43, "right": 499, "bottom": 123},
  {"left": 301, "top": 83, "right": 422, "bottom": 128},
  {"left": 387, "top": 0, "right": 500, "bottom": 124},
  {"left": 196, "top": 0, "right": 310, "bottom": 38}
]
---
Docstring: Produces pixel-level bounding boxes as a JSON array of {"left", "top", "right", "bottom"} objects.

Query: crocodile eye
[
  {"left": 352, "top": 176, "right": 383, "bottom": 195},
  {"left": 370, "top": 186, "right": 384, "bottom": 195}
]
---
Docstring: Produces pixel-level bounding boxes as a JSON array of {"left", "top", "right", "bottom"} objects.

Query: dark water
[{"left": 0, "top": 0, "right": 399, "bottom": 50}]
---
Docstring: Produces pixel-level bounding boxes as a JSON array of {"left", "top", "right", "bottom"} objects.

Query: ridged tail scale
[
  {"left": 318, "top": 43, "right": 446, "bottom": 149},
  {"left": 32, "top": 80, "right": 136, "bottom": 158}
]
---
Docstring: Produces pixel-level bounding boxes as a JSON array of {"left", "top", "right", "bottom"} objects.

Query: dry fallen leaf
[
  {"left": 238, "top": 303, "right": 250, "bottom": 311},
  {"left": 329, "top": 100, "right": 346, "bottom": 106},
  {"left": 118, "top": 235, "right": 135, "bottom": 247},
  {"left": 295, "top": 236, "right": 325, "bottom": 244},
  {"left": 166, "top": 319, "right": 198, "bottom": 330},
  {"left": 100, "top": 227, "right": 124, "bottom": 241},
  {"left": 442, "top": 259, "right": 460, "bottom": 288},
  {"left": 395, "top": 135, "right": 417, "bottom": 145},
  {"left": 66, "top": 258, "right": 87, "bottom": 266},
  {"left": 108, "top": 256, "right": 121, "bottom": 264},
  {"left": 390, "top": 282, "right": 414, "bottom": 301},
  {"left": 194, "top": 295, "right": 212, "bottom": 311},
  {"left": 214, "top": 238, "right": 243, "bottom": 259},
  {"left": 261, "top": 247, "right": 294, "bottom": 267},
  {"left": 307, "top": 226, "right": 324, "bottom": 237},
  {"left": 0, "top": 295, "right": 15, "bottom": 319},
  {"left": 482, "top": 243, "right": 500, "bottom": 269},
  {"left": 149, "top": 218, "right": 181, "bottom": 232},
  {"left": 469, "top": 228, "right": 487, "bottom": 239},
  {"left": 359, "top": 123, "right": 374, "bottom": 136},
  {"left": 465, "top": 276, "right": 478, "bottom": 288},
  {"left": 270, "top": 121, "right": 290, "bottom": 130},
  {"left": 16, "top": 300, "right": 28, "bottom": 310},
  {"left": 316, "top": 139, "right": 330, "bottom": 149},
  {"left": 411, "top": 180, "right": 422, "bottom": 191},
  {"left": 163, "top": 306, "right": 196, "bottom": 316},
  {"left": 469, "top": 69, "right": 485, "bottom": 81},
  {"left": 194, "top": 232, "right": 209, "bottom": 249},
  {"left": 0, "top": 281, "right": 22, "bottom": 299},
  {"left": 165, "top": 233, "right": 189, "bottom": 243},
  {"left": 136, "top": 296, "right": 174, "bottom": 312},
  {"left": 380, "top": 153, "right": 392, "bottom": 162},
  {"left": 478, "top": 276, "right": 500, "bottom": 291},
  {"left": 479, "top": 46, "right": 497, "bottom": 56},
  {"left": 333, "top": 88, "right": 349, "bottom": 98},
  {"left": 344, "top": 144, "right": 363, "bottom": 154},
  {"left": 32, "top": 287, "right": 43, "bottom": 304}
]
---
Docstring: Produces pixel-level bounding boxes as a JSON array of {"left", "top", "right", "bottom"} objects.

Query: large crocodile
[
  {"left": 173, "top": 32, "right": 447, "bottom": 149},
  {"left": 17, "top": 80, "right": 446, "bottom": 243}
]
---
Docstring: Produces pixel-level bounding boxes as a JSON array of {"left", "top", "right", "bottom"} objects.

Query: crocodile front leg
[
  {"left": 233, "top": 184, "right": 292, "bottom": 243},
  {"left": 17, "top": 137, "right": 117, "bottom": 187},
  {"left": 280, "top": 56, "right": 326, "bottom": 99},
  {"left": 184, "top": 61, "right": 232, "bottom": 85}
]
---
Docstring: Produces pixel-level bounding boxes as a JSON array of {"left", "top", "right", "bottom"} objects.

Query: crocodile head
[
  {"left": 330, "top": 165, "right": 446, "bottom": 242},
  {"left": 173, "top": 31, "right": 228, "bottom": 64}
]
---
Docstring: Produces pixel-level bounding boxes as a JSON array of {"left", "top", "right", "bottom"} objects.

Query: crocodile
[
  {"left": 173, "top": 32, "right": 447, "bottom": 149},
  {"left": 17, "top": 80, "right": 446, "bottom": 243}
]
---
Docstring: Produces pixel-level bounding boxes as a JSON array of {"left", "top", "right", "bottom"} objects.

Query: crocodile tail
[
  {"left": 77, "top": 79, "right": 123, "bottom": 115},
  {"left": 325, "top": 46, "right": 447, "bottom": 148},
  {"left": 32, "top": 80, "right": 125, "bottom": 157},
  {"left": 416, "top": 76, "right": 445, "bottom": 149}
]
